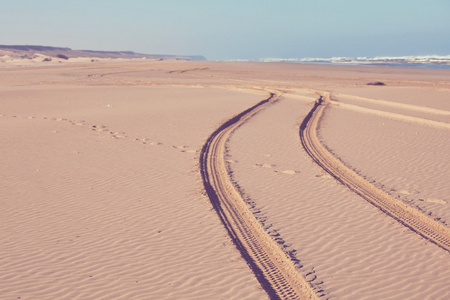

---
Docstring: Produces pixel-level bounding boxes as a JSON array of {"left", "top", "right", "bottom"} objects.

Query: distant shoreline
[
  {"left": 295, "top": 62, "right": 450, "bottom": 70},
  {"left": 229, "top": 56, "right": 450, "bottom": 69},
  {"left": 301, "top": 62, "right": 450, "bottom": 70}
]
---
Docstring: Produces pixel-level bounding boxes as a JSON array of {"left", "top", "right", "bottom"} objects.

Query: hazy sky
[{"left": 1, "top": 0, "right": 449, "bottom": 60}]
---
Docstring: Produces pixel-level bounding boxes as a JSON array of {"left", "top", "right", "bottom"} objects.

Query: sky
[{"left": 1, "top": 0, "right": 449, "bottom": 60}]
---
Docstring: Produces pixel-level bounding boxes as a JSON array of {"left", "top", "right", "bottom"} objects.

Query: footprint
[
  {"left": 69, "top": 120, "right": 85, "bottom": 126},
  {"left": 92, "top": 125, "right": 107, "bottom": 131},
  {"left": 110, "top": 132, "right": 126, "bottom": 139},
  {"left": 172, "top": 145, "right": 196, "bottom": 153},
  {"left": 181, "top": 149, "right": 197, "bottom": 153},
  {"left": 255, "top": 163, "right": 275, "bottom": 168},
  {"left": 419, "top": 198, "right": 447, "bottom": 204},
  {"left": 173, "top": 145, "right": 188, "bottom": 150},
  {"left": 276, "top": 170, "right": 300, "bottom": 175},
  {"left": 391, "top": 188, "right": 410, "bottom": 195}
]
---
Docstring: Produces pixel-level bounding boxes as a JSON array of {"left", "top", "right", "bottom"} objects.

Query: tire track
[
  {"left": 329, "top": 101, "right": 450, "bottom": 130},
  {"left": 200, "top": 93, "right": 319, "bottom": 300},
  {"left": 335, "top": 93, "right": 450, "bottom": 116},
  {"left": 300, "top": 93, "right": 450, "bottom": 252}
]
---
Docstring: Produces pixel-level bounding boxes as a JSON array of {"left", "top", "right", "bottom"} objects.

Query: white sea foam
[{"left": 233, "top": 55, "right": 450, "bottom": 67}]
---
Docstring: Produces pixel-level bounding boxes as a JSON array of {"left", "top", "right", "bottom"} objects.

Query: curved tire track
[
  {"left": 200, "top": 93, "right": 319, "bottom": 300},
  {"left": 300, "top": 93, "right": 450, "bottom": 252}
]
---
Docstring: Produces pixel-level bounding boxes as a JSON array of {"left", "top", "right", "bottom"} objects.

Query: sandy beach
[{"left": 1, "top": 58, "right": 449, "bottom": 299}]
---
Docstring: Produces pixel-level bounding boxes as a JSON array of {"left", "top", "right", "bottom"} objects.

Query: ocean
[{"left": 233, "top": 56, "right": 450, "bottom": 69}]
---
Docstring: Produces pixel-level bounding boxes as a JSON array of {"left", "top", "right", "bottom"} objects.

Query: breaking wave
[{"left": 232, "top": 55, "right": 450, "bottom": 69}]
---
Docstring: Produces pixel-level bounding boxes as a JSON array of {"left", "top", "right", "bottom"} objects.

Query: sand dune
[{"left": 1, "top": 59, "right": 449, "bottom": 299}]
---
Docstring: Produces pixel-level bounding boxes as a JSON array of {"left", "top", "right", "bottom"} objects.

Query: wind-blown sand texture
[
  {"left": 300, "top": 94, "right": 450, "bottom": 251},
  {"left": 1, "top": 59, "right": 449, "bottom": 299}
]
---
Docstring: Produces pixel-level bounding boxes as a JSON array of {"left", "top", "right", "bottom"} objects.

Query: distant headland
[{"left": 0, "top": 45, "right": 206, "bottom": 62}]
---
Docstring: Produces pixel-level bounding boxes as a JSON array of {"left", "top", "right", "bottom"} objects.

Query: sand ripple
[
  {"left": 0, "top": 86, "right": 269, "bottom": 300},
  {"left": 319, "top": 105, "right": 450, "bottom": 225},
  {"left": 228, "top": 94, "right": 450, "bottom": 299}
]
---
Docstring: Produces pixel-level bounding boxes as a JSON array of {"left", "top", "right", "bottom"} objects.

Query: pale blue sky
[{"left": 1, "top": 0, "right": 449, "bottom": 60}]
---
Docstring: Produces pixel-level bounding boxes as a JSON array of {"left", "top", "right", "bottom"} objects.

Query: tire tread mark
[
  {"left": 200, "top": 93, "right": 319, "bottom": 300},
  {"left": 300, "top": 94, "right": 450, "bottom": 253}
]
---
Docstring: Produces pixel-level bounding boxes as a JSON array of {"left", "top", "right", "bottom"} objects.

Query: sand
[{"left": 1, "top": 58, "right": 449, "bottom": 299}]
